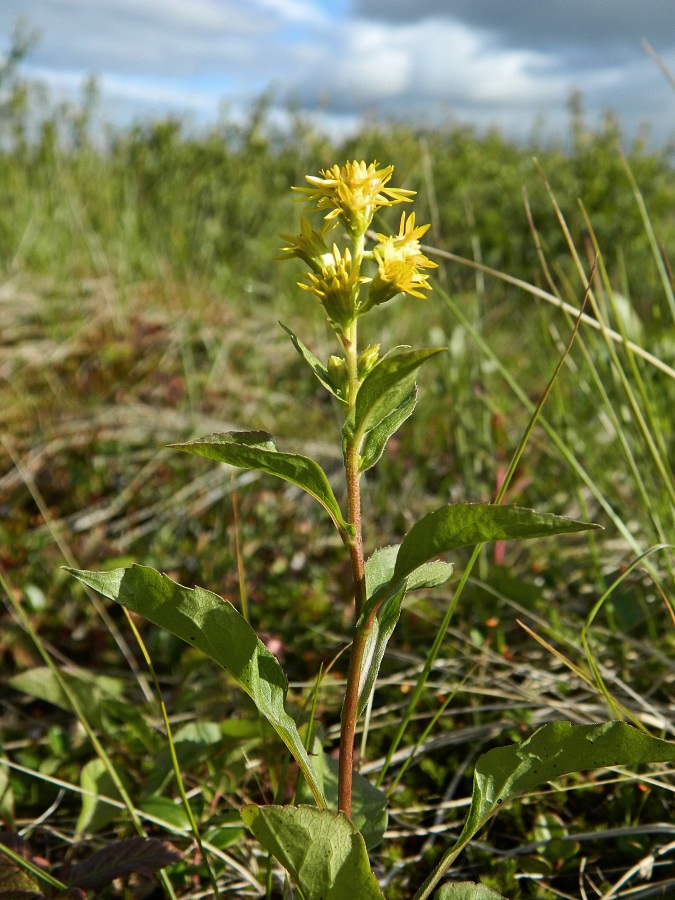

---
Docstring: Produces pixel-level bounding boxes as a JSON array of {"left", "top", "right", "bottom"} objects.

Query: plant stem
[{"left": 337, "top": 310, "right": 368, "bottom": 817}]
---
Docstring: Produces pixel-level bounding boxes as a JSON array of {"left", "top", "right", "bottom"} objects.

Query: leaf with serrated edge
[
  {"left": 64, "top": 837, "right": 182, "bottom": 889},
  {"left": 65, "top": 565, "right": 326, "bottom": 808},
  {"left": 359, "top": 387, "right": 417, "bottom": 472},
  {"left": 170, "top": 431, "right": 351, "bottom": 535},
  {"left": 394, "top": 503, "right": 600, "bottom": 584},
  {"left": 414, "top": 722, "right": 675, "bottom": 900},
  {"left": 241, "top": 805, "right": 385, "bottom": 899}
]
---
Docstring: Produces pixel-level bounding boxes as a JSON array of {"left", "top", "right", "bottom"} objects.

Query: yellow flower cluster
[
  {"left": 294, "top": 160, "right": 415, "bottom": 237},
  {"left": 364, "top": 212, "right": 437, "bottom": 312},
  {"left": 297, "top": 244, "right": 369, "bottom": 330},
  {"left": 281, "top": 161, "right": 436, "bottom": 331}
]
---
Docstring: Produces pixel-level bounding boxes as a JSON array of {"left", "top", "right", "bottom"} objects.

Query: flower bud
[
  {"left": 327, "top": 355, "right": 349, "bottom": 397},
  {"left": 357, "top": 344, "right": 381, "bottom": 378}
]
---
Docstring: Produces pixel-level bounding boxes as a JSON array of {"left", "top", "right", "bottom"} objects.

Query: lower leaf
[
  {"left": 241, "top": 804, "right": 385, "bottom": 899},
  {"left": 414, "top": 721, "right": 675, "bottom": 899},
  {"left": 435, "top": 885, "right": 506, "bottom": 900},
  {"left": 65, "top": 565, "right": 326, "bottom": 808}
]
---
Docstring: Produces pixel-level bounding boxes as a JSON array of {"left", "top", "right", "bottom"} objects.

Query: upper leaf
[
  {"left": 170, "top": 431, "right": 351, "bottom": 535},
  {"left": 394, "top": 503, "right": 600, "bottom": 584},
  {"left": 65, "top": 565, "right": 326, "bottom": 808},
  {"left": 241, "top": 804, "right": 385, "bottom": 899},
  {"left": 280, "top": 322, "right": 346, "bottom": 404},
  {"left": 359, "top": 387, "right": 417, "bottom": 472},
  {"left": 346, "top": 347, "right": 445, "bottom": 447}
]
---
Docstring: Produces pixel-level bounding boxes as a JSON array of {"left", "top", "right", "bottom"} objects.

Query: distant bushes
[{"left": 1, "top": 31, "right": 673, "bottom": 316}]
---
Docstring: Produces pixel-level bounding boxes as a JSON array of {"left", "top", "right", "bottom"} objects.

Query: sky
[{"left": 1, "top": 0, "right": 674, "bottom": 144}]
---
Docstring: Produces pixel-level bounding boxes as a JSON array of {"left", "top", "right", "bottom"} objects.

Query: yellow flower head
[
  {"left": 294, "top": 160, "right": 415, "bottom": 237},
  {"left": 363, "top": 211, "right": 437, "bottom": 310},
  {"left": 298, "top": 244, "right": 367, "bottom": 331},
  {"left": 278, "top": 216, "right": 337, "bottom": 273}
]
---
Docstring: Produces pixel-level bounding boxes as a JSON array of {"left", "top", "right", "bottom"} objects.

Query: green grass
[{"left": 0, "top": 58, "right": 674, "bottom": 898}]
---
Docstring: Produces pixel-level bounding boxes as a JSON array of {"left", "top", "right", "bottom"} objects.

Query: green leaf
[
  {"left": 140, "top": 796, "right": 191, "bottom": 831},
  {"left": 464, "top": 722, "right": 675, "bottom": 845},
  {"left": 435, "top": 884, "right": 506, "bottom": 900},
  {"left": 365, "top": 545, "right": 454, "bottom": 601},
  {"left": 415, "top": 722, "right": 675, "bottom": 899},
  {"left": 394, "top": 503, "right": 600, "bottom": 584},
  {"left": 359, "top": 387, "right": 417, "bottom": 472},
  {"left": 9, "top": 666, "right": 127, "bottom": 731},
  {"left": 241, "top": 804, "right": 385, "bottom": 899},
  {"left": 77, "top": 758, "right": 121, "bottom": 835},
  {"left": 65, "top": 565, "right": 326, "bottom": 809},
  {"left": 170, "top": 431, "right": 351, "bottom": 535},
  {"left": 356, "top": 584, "right": 406, "bottom": 718},
  {"left": 280, "top": 322, "right": 345, "bottom": 404},
  {"left": 0, "top": 763, "right": 14, "bottom": 824},
  {"left": 296, "top": 735, "right": 388, "bottom": 849},
  {"left": 356, "top": 546, "right": 454, "bottom": 717},
  {"left": 347, "top": 348, "right": 445, "bottom": 447},
  {"left": 144, "top": 721, "right": 227, "bottom": 797}
]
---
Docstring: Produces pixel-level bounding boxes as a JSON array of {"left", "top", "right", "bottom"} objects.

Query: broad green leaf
[
  {"left": 9, "top": 666, "right": 127, "bottom": 731},
  {"left": 296, "top": 752, "right": 388, "bottom": 849},
  {"left": 464, "top": 721, "right": 675, "bottom": 845},
  {"left": 356, "top": 584, "right": 406, "bottom": 717},
  {"left": 140, "top": 796, "right": 191, "bottom": 831},
  {"left": 435, "top": 884, "right": 506, "bottom": 900},
  {"left": 241, "top": 804, "right": 385, "bottom": 899},
  {"left": 347, "top": 348, "right": 445, "bottom": 446},
  {"left": 280, "top": 322, "right": 346, "bottom": 404},
  {"left": 394, "top": 503, "right": 600, "bottom": 584},
  {"left": 170, "top": 431, "right": 351, "bottom": 535},
  {"left": 65, "top": 565, "right": 326, "bottom": 809},
  {"left": 77, "top": 757, "right": 120, "bottom": 835},
  {"left": 359, "top": 387, "right": 417, "bottom": 472},
  {"left": 356, "top": 546, "right": 454, "bottom": 717},
  {"left": 364, "top": 545, "right": 453, "bottom": 602},
  {"left": 414, "top": 722, "right": 675, "bottom": 899},
  {"left": 144, "top": 720, "right": 228, "bottom": 797}
]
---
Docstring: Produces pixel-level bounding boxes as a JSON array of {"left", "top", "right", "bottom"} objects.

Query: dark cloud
[{"left": 354, "top": 1, "right": 675, "bottom": 53}]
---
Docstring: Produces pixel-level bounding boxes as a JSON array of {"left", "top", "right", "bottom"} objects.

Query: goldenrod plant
[{"left": 66, "top": 162, "right": 675, "bottom": 899}]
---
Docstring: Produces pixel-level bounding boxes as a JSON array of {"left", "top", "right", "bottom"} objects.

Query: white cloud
[{"left": 1, "top": 0, "right": 673, "bottom": 143}]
